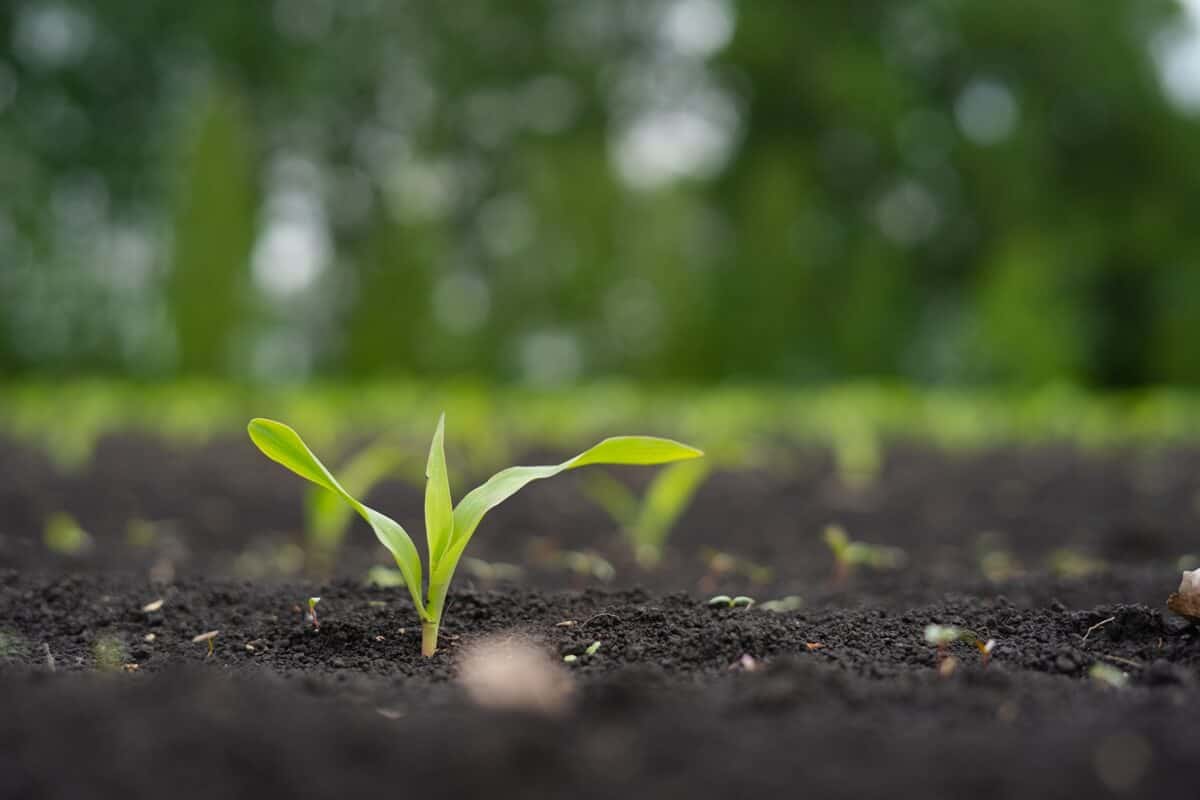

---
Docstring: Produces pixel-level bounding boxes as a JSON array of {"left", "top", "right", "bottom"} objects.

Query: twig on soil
[
  {"left": 43, "top": 643, "right": 55, "bottom": 672},
  {"left": 1081, "top": 616, "right": 1115, "bottom": 644}
]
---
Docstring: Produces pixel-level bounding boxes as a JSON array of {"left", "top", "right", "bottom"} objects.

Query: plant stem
[{"left": 421, "top": 620, "right": 439, "bottom": 657}]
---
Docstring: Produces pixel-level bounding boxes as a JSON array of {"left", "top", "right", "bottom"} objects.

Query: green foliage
[
  {"left": 708, "top": 595, "right": 755, "bottom": 609},
  {"left": 248, "top": 415, "right": 702, "bottom": 655},
  {"left": 823, "top": 524, "right": 906, "bottom": 581},
  {"left": 43, "top": 512, "right": 92, "bottom": 555},
  {"left": 3, "top": 1, "right": 1199, "bottom": 387},
  {"left": 583, "top": 460, "right": 710, "bottom": 566}
]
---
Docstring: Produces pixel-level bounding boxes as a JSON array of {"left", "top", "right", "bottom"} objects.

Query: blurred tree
[{"left": 166, "top": 86, "right": 255, "bottom": 374}]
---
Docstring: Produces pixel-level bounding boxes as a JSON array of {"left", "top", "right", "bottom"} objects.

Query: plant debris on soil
[{"left": 1, "top": 436, "right": 1199, "bottom": 798}]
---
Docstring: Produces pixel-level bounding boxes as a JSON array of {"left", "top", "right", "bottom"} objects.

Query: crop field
[{"left": 2, "top": 382, "right": 1198, "bottom": 798}]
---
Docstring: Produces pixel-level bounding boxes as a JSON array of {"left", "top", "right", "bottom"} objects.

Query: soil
[{"left": 2, "top": 435, "right": 1200, "bottom": 798}]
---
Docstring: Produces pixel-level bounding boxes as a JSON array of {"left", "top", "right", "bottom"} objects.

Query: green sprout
[
  {"left": 823, "top": 524, "right": 906, "bottom": 584},
  {"left": 93, "top": 636, "right": 129, "bottom": 671},
  {"left": 585, "top": 640, "right": 602, "bottom": 656},
  {"left": 923, "top": 624, "right": 995, "bottom": 666},
  {"left": 305, "top": 441, "right": 408, "bottom": 572},
  {"left": 248, "top": 415, "right": 702, "bottom": 657},
  {"left": 708, "top": 594, "right": 755, "bottom": 609},
  {"left": 1088, "top": 662, "right": 1129, "bottom": 689},
  {"left": 192, "top": 630, "right": 219, "bottom": 658},
  {"left": 582, "top": 459, "right": 710, "bottom": 567},
  {"left": 308, "top": 596, "right": 321, "bottom": 630},
  {"left": 43, "top": 512, "right": 93, "bottom": 555}
]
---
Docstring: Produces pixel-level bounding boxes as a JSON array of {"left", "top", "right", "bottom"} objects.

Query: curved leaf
[
  {"left": 433, "top": 435, "right": 702, "bottom": 587},
  {"left": 247, "top": 418, "right": 427, "bottom": 618}
]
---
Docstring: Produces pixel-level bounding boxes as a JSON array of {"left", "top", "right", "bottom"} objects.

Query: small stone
[{"left": 1055, "top": 655, "right": 1076, "bottom": 673}]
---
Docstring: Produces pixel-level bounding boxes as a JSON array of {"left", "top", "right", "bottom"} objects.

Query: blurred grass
[{"left": 3, "top": 380, "right": 1200, "bottom": 471}]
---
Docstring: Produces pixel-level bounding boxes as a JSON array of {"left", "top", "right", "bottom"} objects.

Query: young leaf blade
[
  {"left": 424, "top": 413, "right": 453, "bottom": 569},
  {"left": 631, "top": 459, "right": 710, "bottom": 558},
  {"left": 433, "top": 435, "right": 703, "bottom": 588},
  {"left": 247, "top": 418, "right": 427, "bottom": 619}
]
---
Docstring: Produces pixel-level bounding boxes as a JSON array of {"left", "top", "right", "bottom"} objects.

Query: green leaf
[
  {"left": 432, "top": 435, "right": 702, "bottom": 589},
  {"left": 630, "top": 459, "right": 710, "bottom": 559},
  {"left": 580, "top": 472, "right": 639, "bottom": 527},
  {"left": 424, "top": 413, "right": 453, "bottom": 569},
  {"left": 247, "top": 418, "right": 428, "bottom": 619}
]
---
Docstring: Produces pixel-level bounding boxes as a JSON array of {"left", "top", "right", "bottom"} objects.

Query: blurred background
[{"left": 2, "top": 0, "right": 1200, "bottom": 388}]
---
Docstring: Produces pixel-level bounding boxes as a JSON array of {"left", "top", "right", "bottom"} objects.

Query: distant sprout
[
  {"left": 462, "top": 557, "right": 525, "bottom": 583},
  {"left": 824, "top": 524, "right": 906, "bottom": 584},
  {"left": 527, "top": 539, "right": 616, "bottom": 583},
  {"left": 560, "top": 550, "right": 616, "bottom": 582},
  {"left": 563, "top": 654, "right": 578, "bottom": 664},
  {"left": 923, "top": 624, "right": 995, "bottom": 666},
  {"left": 1089, "top": 662, "right": 1129, "bottom": 689},
  {"left": 582, "top": 460, "right": 710, "bottom": 567},
  {"left": 125, "top": 518, "right": 160, "bottom": 548},
  {"left": 93, "top": 636, "right": 128, "bottom": 672},
  {"left": 830, "top": 419, "right": 882, "bottom": 489},
  {"left": 585, "top": 640, "right": 602, "bottom": 656},
  {"left": 701, "top": 548, "right": 773, "bottom": 586},
  {"left": 141, "top": 598, "right": 164, "bottom": 613},
  {"left": 308, "top": 597, "right": 321, "bottom": 630},
  {"left": 1048, "top": 548, "right": 1107, "bottom": 579},
  {"left": 192, "top": 630, "right": 219, "bottom": 658},
  {"left": 43, "top": 512, "right": 93, "bottom": 555},
  {"left": 759, "top": 595, "right": 804, "bottom": 613},
  {"left": 708, "top": 595, "right": 755, "bottom": 609},
  {"left": 305, "top": 441, "right": 408, "bottom": 573},
  {"left": 366, "top": 565, "right": 407, "bottom": 588},
  {"left": 248, "top": 415, "right": 702, "bottom": 657}
]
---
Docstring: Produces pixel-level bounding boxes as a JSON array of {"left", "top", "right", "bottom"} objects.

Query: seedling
[
  {"left": 708, "top": 594, "right": 755, "bottom": 609},
  {"left": 43, "top": 512, "right": 92, "bottom": 555},
  {"left": 823, "top": 524, "right": 905, "bottom": 584},
  {"left": 248, "top": 415, "right": 702, "bottom": 656},
  {"left": 1089, "top": 662, "right": 1129, "bottom": 689},
  {"left": 582, "top": 459, "right": 710, "bottom": 567},
  {"left": 759, "top": 595, "right": 804, "bottom": 613},
  {"left": 923, "top": 624, "right": 995, "bottom": 666},
  {"left": 308, "top": 596, "right": 321, "bottom": 630},
  {"left": 192, "top": 630, "right": 219, "bottom": 658},
  {"left": 585, "top": 640, "right": 602, "bottom": 656}
]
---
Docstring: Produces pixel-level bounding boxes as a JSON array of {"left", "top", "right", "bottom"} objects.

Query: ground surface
[{"left": 1, "top": 436, "right": 1199, "bottom": 798}]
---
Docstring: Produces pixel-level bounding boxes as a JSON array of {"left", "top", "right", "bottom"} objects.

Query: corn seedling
[
  {"left": 708, "top": 594, "right": 755, "bottom": 609},
  {"left": 923, "top": 624, "right": 995, "bottom": 667},
  {"left": 308, "top": 597, "right": 321, "bottom": 630},
  {"left": 824, "top": 524, "right": 906, "bottom": 584},
  {"left": 248, "top": 415, "right": 702, "bottom": 656},
  {"left": 582, "top": 459, "right": 710, "bottom": 567}
]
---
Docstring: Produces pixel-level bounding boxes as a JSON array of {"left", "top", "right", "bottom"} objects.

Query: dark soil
[{"left": 2, "top": 436, "right": 1200, "bottom": 798}]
